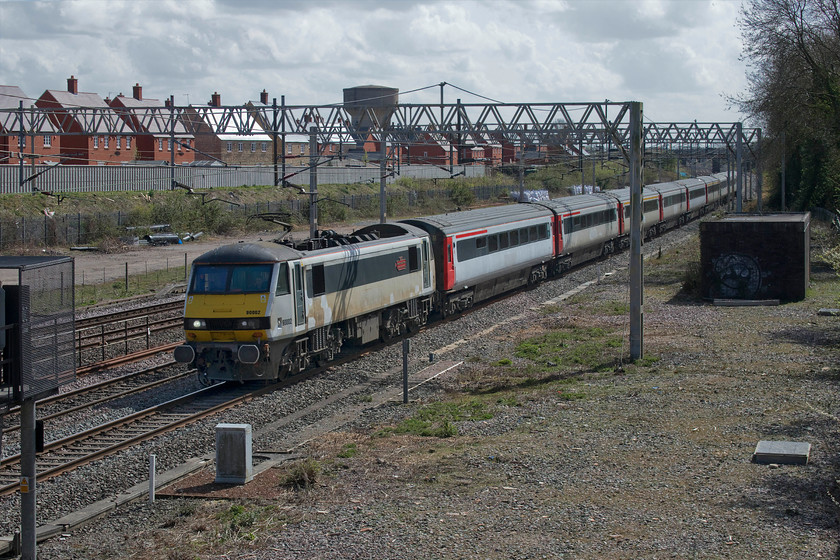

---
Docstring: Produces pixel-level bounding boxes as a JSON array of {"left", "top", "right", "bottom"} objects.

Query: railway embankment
[{"left": 28, "top": 223, "right": 840, "bottom": 559}]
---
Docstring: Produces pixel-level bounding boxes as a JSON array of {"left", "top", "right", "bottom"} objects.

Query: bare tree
[{"left": 736, "top": 0, "right": 840, "bottom": 209}]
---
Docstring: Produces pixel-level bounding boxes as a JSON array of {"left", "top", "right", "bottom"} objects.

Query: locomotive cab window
[
  {"left": 311, "top": 264, "right": 326, "bottom": 296},
  {"left": 230, "top": 264, "right": 273, "bottom": 293},
  {"left": 190, "top": 263, "right": 273, "bottom": 294},
  {"left": 409, "top": 246, "right": 419, "bottom": 272},
  {"left": 190, "top": 265, "right": 228, "bottom": 294},
  {"left": 275, "top": 263, "right": 290, "bottom": 296}
]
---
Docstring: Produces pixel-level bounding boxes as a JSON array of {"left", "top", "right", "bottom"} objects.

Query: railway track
[
  {"left": 75, "top": 299, "right": 184, "bottom": 367},
  {"left": 75, "top": 300, "right": 184, "bottom": 330},
  {"left": 0, "top": 381, "right": 271, "bottom": 496},
  {"left": 2, "top": 361, "right": 192, "bottom": 439}
]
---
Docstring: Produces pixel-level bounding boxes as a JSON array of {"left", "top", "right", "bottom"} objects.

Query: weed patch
[
  {"left": 515, "top": 326, "right": 623, "bottom": 374},
  {"left": 280, "top": 458, "right": 321, "bottom": 490},
  {"left": 381, "top": 399, "right": 493, "bottom": 438}
]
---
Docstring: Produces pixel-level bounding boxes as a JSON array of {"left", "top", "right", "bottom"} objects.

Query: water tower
[{"left": 342, "top": 85, "right": 399, "bottom": 161}]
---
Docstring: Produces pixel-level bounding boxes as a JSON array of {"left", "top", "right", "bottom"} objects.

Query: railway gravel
[{"left": 3, "top": 222, "right": 838, "bottom": 559}]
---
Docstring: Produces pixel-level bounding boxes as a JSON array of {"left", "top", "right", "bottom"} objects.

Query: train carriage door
[
  {"left": 422, "top": 239, "right": 431, "bottom": 289},
  {"left": 293, "top": 262, "right": 305, "bottom": 326}
]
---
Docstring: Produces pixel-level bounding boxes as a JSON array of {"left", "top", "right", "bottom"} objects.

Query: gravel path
[{"left": 7, "top": 222, "right": 838, "bottom": 559}]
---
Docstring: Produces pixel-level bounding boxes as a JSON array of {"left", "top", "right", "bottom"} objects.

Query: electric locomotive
[{"left": 174, "top": 223, "right": 435, "bottom": 382}]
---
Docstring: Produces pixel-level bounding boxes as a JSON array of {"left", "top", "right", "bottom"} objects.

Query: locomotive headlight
[
  {"left": 188, "top": 319, "right": 207, "bottom": 329},
  {"left": 237, "top": 318, "right": 262, "bottom": 329}
]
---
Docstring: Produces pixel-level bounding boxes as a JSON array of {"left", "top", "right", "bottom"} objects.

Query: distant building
[
  {"left": 402, "top": 131, "right": 456, "bottom": 167},
  {"left": 36, "top": 76, "right": 134, "bottom": 165},
  {"left": 109, "top": 84, "right": 195, "bottom": 164},
  {"left": 0, "top": 85, "right": 62, "bottom": 166},
  {"left": 186, "top": 92, "right": 273, "bottom": 165}
]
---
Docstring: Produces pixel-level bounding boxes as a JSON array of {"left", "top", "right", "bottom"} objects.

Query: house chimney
[
  {"left": 210, "top": 92, "right": 221, "bottom": 107},
  {"left": 67, "top": 75, "right": 78, "bottom": 95},
  {"left": 133, "top": 83, "right": 142, "bottom": 100},
  {"left": 260, "top": 89, "right": 268, "bottom": 104}
]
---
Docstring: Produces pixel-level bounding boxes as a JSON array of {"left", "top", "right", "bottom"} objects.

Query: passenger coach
[{"left": 402, "top": 204, "right": 554, "bottom": 316}]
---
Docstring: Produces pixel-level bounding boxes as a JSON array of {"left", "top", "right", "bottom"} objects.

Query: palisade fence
[
  {"left": 0, "top": 183, "right": 510, "bottom": 250},
  {"left": 0, "top": 163, "right": 487, "bottom": 194},
  {"left": 0, "top": 162, "right": 493, "bottom": 249}
]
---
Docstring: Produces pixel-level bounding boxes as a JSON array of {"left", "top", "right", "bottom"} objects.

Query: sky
[{"left": 0, "top": 0, "right": 750, "bottom": 125}]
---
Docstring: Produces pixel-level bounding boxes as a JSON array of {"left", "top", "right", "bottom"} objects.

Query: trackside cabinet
[
  {"left": 0, "top": 256, "right": 75, "bottom": 411},
  {"left": 700, "top": 213, "right": 810, "bottom": 302}
]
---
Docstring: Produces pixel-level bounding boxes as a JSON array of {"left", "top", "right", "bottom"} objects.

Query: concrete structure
[
  {"left": 700, "top": 213, "right": 810, "bottom": 302},
  {"left": 752, "top": 441, "right": 811, "bottom": 465},
  {"left": 214, "top": 423, "right": 253, "bottom": 484}
]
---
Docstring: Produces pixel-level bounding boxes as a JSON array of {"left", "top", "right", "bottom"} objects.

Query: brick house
[
  {"left": 247, "top": 90, "right": 352, "bottom": 164},
  {"left": 109, "top": 84, "right": 195, "bottom": 164},
  {"left": 36, "top": 76, "right": 134, "bottom": 165},
  {"left": 186, "top": 92, "right": 273, "bottom": 165},
  {"left": 0, "top": 85, "right": 62, "bottom": 166},
  {"left": 493, "top": 130, "right": 549, "bottom": 165},
  {"left": 402, "top": 132, "right": 456, "bottom": 167}
]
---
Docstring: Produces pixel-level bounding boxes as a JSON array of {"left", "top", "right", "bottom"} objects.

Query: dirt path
[{"left": 68, "top": 231, "right": 269, "bottom": 287}]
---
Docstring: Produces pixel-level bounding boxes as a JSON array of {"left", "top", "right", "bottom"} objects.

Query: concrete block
[
  {"left": 215, "top": 423, "right": 253, "bottom": 484},
  {"left": 753, "top": 440, "right": 811, "bottom": 465},
  {"left": 700, "top": 213, "right": 810, "bottom": 302}
]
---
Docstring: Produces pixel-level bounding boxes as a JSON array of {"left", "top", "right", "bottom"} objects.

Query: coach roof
[{"left": 401, "top": 203, "right": 552, "bottom": 235}]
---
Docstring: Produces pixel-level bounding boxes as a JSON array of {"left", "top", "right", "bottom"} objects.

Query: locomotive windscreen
[{"left": 191, "top": 264, "right": 274, "bottom": 294}]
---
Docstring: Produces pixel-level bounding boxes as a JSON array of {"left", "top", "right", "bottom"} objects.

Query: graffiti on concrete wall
[{"left": 710, "top": 253, "right": 763, "bottom": 299}]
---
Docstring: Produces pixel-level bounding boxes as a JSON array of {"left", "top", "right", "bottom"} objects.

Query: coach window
[
  {"left": 275, "top": 263, "right": 290, "bottom": 296},
  {"left": 499, "top": 232, "right": 510, "bottom": 250},
  {"left": 510, "top": 229, "right": 519, "bottom": 246},
  {"left": 489, "top": 234, "right": 499, "bottom": 252},
  {"left": 519, "top": 228, "right": 529, "bottom": 244}
]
